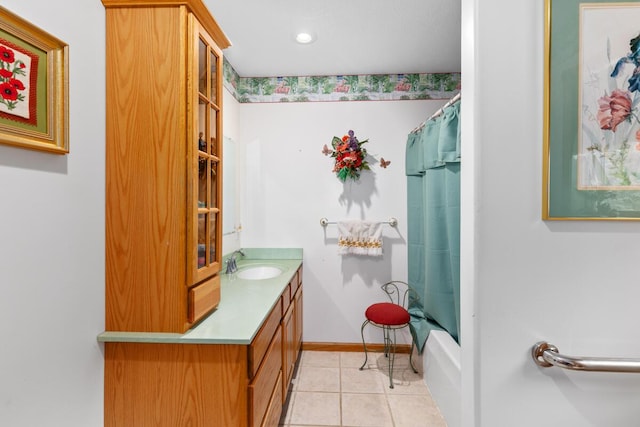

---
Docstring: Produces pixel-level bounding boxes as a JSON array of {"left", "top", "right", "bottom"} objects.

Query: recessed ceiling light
[{"left": 295, "top": 32, "right": 315, "bottom": 44}]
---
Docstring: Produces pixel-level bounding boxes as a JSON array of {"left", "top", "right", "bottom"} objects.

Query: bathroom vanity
[
  {"left": 99, "top": 1, "right": 304, "bottom": 424},
  {"left": 99, "top": 253, "right": 303, "bottom": 427}
]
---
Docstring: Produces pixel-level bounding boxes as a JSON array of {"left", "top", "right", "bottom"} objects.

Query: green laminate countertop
[{"left": 97, "top": 248, "right": 302, "bottom": 345}]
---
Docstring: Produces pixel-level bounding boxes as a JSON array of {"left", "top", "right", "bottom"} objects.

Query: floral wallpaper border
[{"left": 222, "top": 58, "right": 460, "bottom": 104}]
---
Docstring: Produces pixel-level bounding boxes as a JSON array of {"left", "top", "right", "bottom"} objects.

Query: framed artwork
[
  {"left": 0, "top": 6, "right": 68, "bottom": 154},
  {"left": 543, "top": 0, "right": 640, "bottom": 219}
]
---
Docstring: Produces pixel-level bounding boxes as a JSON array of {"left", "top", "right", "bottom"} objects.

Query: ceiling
[{"left": 205, "top": 0, "right": 461, "bottom": 78}]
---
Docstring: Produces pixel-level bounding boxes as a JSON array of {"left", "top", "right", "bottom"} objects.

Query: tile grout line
[
  {"left": 339, "top": 352, "right": 343, "bottom": 427},
  {"left": 384, "top": 368, "right": 398, "bottom": 427}
]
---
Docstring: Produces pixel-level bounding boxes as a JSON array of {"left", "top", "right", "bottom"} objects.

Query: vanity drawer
[
  {"left": 291, "top": 268, "right": 301, "bottom": 295},
  {"left": 249, "top": 324, "right": 282, "bottom": 427},
  {"left": 249, "top": 302, "right": 282, "bottom": 379},
  {"left": 188, "top": 275, "right": 220, "bottom": 324}
]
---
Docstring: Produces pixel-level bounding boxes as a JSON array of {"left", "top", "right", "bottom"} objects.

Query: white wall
[
  {"left": 237, "top": 99, "right": 445, "bottom": 344},
  {"left": 462, "top": 0, "right": 640, "bottom": 425},
  {"left": 0, "top": 1, "right": 105, "bottom": 426},
  {"left": 222, "top": 89, "right": 242, "bottom": 253}
]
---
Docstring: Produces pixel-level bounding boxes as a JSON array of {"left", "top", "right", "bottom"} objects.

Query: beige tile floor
[{"left": 279, "top": 350, "right": 448, "bottom": 427}]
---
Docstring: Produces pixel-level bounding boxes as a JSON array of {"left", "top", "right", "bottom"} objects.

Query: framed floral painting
[
  {"left": 0, "top": 7, "right": 68, "bottom": 154},
  {"left": 544, "top": 0, "right": 640, "bottom": 219}
]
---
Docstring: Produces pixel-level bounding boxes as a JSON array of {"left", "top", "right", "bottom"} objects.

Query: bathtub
[{"left": 423, "top": 330, "right": 461, "bottom": 427}]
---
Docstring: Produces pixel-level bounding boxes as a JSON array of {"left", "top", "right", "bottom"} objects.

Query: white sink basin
[{"left": 237, "top": 265, "right": 283, "bottom": 280}]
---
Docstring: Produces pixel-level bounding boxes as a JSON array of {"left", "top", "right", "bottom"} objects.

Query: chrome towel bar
[
  {"left": 320, "top": 217, "right": 398, "bottom": 227},
  {"left": 532, "top": 341, "right": 640, "bottom": 373}
]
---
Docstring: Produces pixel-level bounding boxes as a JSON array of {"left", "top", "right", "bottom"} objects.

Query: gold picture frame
[
  {"left": 0, "top": 6, "right": 68, "bottom": 154},
  {"left": 543, "top": 0, "right": 640, "bottom": 220}
]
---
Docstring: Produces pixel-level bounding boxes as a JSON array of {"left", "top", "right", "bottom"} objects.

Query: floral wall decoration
[
  {"left": 322, "top": 130, "right": 389, "bottom": 182},
  {"left": 0, "top": 41, "right": 35, "bottom": 125},
  {"left": 222, "top": 57, "right": 460, "bottom": 104},
  {"left": 579, "top": 7, "right": 640, "bottom": 189}
]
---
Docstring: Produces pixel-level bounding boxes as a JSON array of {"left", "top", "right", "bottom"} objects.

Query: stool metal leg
[
  {"left": 359, "top": 319, "right": 370, "bottom": 370},
  {"left": 387, "top": 327, "right": 396, "bottom": 388}
]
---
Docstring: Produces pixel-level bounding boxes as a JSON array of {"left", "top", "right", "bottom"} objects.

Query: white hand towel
[{"left": 337, "top": 220, "right": 383, "bottom": 256}]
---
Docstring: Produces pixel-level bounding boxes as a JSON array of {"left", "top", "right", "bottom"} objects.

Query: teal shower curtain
[{"left": 406, "top": 100, "right": 461, "bottom": 352}]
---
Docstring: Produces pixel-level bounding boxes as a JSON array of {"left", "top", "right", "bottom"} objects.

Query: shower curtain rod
[{"left": 410, "top": 92, "right": 461, "bottom": 134}]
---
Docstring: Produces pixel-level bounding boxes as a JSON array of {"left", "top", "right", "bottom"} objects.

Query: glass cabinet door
[{"left": 194, "top": 30, "right": 222, "bottom": 281}]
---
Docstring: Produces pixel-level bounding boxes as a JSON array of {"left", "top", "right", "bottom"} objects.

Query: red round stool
[{"left": 359, "top": 281, "right": 418, "bottom": 388}]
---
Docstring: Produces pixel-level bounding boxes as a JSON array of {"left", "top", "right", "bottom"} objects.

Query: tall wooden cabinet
[
  {"left": 103, "top": 0, "right": 230, "bottom": 333},
  {"left": 101, "top": 2, "right": 306, "bottom": 425}
]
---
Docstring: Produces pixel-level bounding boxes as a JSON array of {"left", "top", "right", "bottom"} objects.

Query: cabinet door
[
  {"left": 261, "top": 372, "right": 283, "bottom": 427},
  {"left": 282, "top": 302, "right": 295, "bottom": 401},
  {"left": 294, "top": 287, "right": 303, "bottom": 355},
  {"left": 191, "top": 19, "right": 223, "bottom": 285},
  {"left": 249, "top": 325, "right": 282, "bottom": 427}
]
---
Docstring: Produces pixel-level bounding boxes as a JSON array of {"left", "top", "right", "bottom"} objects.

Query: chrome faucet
[{"left": 225, "top": 249, "right": 245, "bottom": 274}]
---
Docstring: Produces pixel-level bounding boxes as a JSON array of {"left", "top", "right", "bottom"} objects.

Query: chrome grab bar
[{"left": 532, "top": 341, "right": 640, "bottom": 373}]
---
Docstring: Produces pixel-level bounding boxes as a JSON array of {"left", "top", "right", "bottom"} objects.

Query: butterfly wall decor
[{"left": 322, "top": 130, "right": 390, "bottom": 181}]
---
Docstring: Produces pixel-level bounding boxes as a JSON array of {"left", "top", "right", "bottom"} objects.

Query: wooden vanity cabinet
[
  {"left": 104, "top": 343, "right": 249, "bottom": 426},
  {"left": 104, "top": 265, "right": 304, "bottom": 427},
  {"left": 104, "top": 328, "right": 283, "bottom": 427},
  {"left": 102, "top": 0, "right": 230, "bottom": 333}
]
